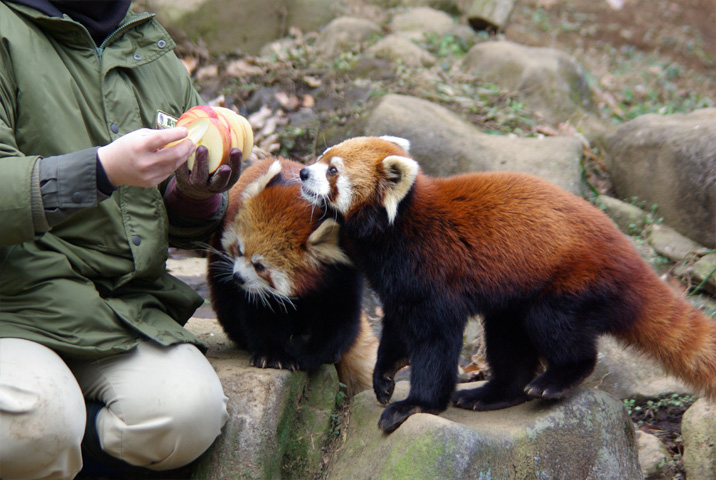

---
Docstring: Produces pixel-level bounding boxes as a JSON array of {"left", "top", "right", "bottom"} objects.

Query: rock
[
  {"left": 604, "top": 108, "right": 716, "bottom": 249},
  {"left": 635, "top": 430, "right": 671, "bottom": 479},
  {"left": 691, "top": 254, "right": 716, "bottom": 294},
  {"left": 388, "top": 7, "right": 456, "bottom": 41},
  {"left": 597, "top": 195, "right": 648, "bottom": 236},
  {"left": 459, "top": 40, "right": 610, "bottom": 143},
  {"left": 585, "top": 337, "right": 692, "bottom": 400},
  {"left": 326, "top": 381, "right": 641, "bottom": 479},
  {"left": 648, "top": 224, "right": 705, "bottom": 262},
  {"left": 362, "top": 93, "right": 585, "bottom": 194},
  {"left": 186, "top": 316, "right": 340, "bottom": 479},
  {"left": 367, "top": 34, "right": 437, "bottom": 67},
  {"left": 674, "top": 253, "right": 716, "bottom": 295},
  {"left": 366, "top": 0, "right": 465, "bottom": 15},
  {"left": 314, "top": 16, "right": 382, "bottom": 59},
  {"left": 467, "top": 0, "right": 516, "bottom": 32},
  {"left": 682, "top": 398, "right": 716, "bottom": 480},
  {"left": 147, "top": 0, "right": 348, "bottom": 55}
]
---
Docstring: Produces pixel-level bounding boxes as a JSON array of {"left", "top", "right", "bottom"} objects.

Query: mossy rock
[{"left": 326, "top": 381, "right": 641, "bottom": 480}]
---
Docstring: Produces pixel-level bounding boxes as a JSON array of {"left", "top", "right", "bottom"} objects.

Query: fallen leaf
[
  {"left": 302, "top": 94, "right": 315, "bottom": 108},
  {"left": 225, "top": 59, "right": 264, "bottom": 77},
  {"left": 181, "top": 56, "right": 198, "bottom": 75},
  {"left": 196, "top": 64, "right": 218, "bottom": 81},
  {"left": 275, "top": 91, "right": 301, "bottom": 110},
  {"left": 303, "top": 75, "right": 322, "bottom": 88}
]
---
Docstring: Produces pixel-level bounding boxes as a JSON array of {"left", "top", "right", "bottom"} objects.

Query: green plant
[
  {"left": 624, "top": 393, "right": 696, "bottom": 428},
  {"left": 420, "top": 33, "right": 471, "bottom": 58}
]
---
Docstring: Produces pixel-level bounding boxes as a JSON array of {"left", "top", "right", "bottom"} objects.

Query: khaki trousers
[{"left": 0, "top": 338, "right": 228, "bottom": 480}]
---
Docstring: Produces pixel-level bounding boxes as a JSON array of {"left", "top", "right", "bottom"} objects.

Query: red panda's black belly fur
[{"left": 208, "top": 249, "right": 363, "bottom": 371}]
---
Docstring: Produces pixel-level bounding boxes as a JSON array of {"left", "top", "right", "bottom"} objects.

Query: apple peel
[{"left": 168, "top": 105, "right": 254, "bottom": 174}]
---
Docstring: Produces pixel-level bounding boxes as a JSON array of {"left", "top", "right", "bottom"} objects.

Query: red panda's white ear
[
  {"left": 379, "top": 135, "right": 411, "bottom": 153},
  {"left": 242, "top": 160, "right": 282, "bottom": 201},
  {"left": 382, "top": 155, "right": 418, "bottom": 224},
  {"left": 307, "top": 219, "right": 352, "bottom": 266}
]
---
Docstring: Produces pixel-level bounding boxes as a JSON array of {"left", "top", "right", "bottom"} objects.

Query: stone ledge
[{"left": 326, "top": 381, "right": 641, "bottom": 480}]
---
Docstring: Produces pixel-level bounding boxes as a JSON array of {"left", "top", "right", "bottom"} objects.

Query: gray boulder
[
  {"left": 682, "top": 398, "right": 716, "bottom": 480},
  {"left": 366, "top": 0, "right": 465, "bottom": 14},
  {"left": 459, "top": 40, "right": 610, "bottom": 143},
  {"left": 325, "top": 381, "right": 641, "bottom": 479},
  {"left": 648, "top": 223, "right": 705, "bottom": 262},
  {"left": 597, "top": 195, "right": 649, "bottom": 236},
  {"left": 605, "top": 108, "right": 716, "bottom": 249},
  {"left": 314, "top": 16, "right": 382, "bottom": 59},
  {"left": 362, "top": 93, "right": 585, "bottom": 194},
  {"left": 146, "top": 0, "right": 348, "bottom": 55},
  {"left": 585, "top": 337, "right": 692, "bottom": 400},
  {"left": 186, "top": 315, "right": 339, "bottom": 480},
  {"left": 388, "top": 7, "right": 456, "bottom": 40},
  {"left": 367, "top": 34, "right": 437, "bottom": 67},
  {"left": 635, "top": 430, "right": 671, "bottom": 479}
]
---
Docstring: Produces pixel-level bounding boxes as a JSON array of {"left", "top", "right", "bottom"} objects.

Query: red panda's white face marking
[
  {"left": 300, "top": 136, "right": 419, "bottom": 223},
  {"left": 219, "top": 225, "right": 294, "bottom": 308},
  {"left": 214, "top": 159, "right": 351, "bottom": 309}
]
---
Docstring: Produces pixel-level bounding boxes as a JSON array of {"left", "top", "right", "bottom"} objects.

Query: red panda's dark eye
[
  {"left": 254, "top": 262, "right": 265, "bottom": 272},
  {"left": 328, "top": 166, "right": 338, "bottom": 176}
]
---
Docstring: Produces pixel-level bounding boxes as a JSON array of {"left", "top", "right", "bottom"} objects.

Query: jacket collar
[{"left": 3, "top": 1, "right": 148, "bottom": 48}]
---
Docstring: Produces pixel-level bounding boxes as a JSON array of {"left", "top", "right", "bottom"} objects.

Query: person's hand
[
  {"left": 173, "top": 146, "right": 242, "bottom": 200},
  {"left": 97, "top": 127, "right": 194, "bottom": 188}
]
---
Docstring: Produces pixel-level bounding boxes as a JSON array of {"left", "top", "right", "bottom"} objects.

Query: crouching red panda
[
  {"left": 207, "top": 157, "right": 378, "bottom": 396},
  {"left": 299, "top": 135, "right": 716, "bottom": 432}
]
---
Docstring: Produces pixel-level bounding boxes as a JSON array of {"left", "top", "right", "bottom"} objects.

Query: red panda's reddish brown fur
[
  {"left": 209, "top": 157, "right": 378, "bottom": 396},
  {"left": 299, "top": 135, "right": 716, "bottom": 432}
]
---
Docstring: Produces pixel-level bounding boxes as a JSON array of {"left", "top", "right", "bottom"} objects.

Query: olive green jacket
[{"left": 0, "top": 2, "right": 219, "bottom": 358}]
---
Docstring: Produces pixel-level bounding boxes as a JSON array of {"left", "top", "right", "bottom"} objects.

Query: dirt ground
[{"left": 505, "top": 0, "right": 716, "bottom": 124}]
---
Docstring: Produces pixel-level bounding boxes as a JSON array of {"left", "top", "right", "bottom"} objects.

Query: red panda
[
  {"left": 299, "top": 135, "right": 716, "bottom": 432},
  {"left": 207, "top": 157, "right": 378, "bottom": 396}
]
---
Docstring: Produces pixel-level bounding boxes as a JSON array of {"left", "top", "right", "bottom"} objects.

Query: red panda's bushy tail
[
  {"left": 619, "top": 276, "right": 716, "bottom": 400},
  {"left": 336, "top": 314, "right": 379, "bottom": 397}
]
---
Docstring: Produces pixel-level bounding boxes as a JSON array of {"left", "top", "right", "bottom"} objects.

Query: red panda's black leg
[
  {"left": 453, "top": 312, "right": 538, "bottom": 410},
  {"left": 378, "top": 326, "right": 462, "bottom": 433},
  {"left": 522, "top": 299, "right": 599, "bottom": 399},
  {"left": 373, "top": 320, "right": 409, "bottom": 405}
]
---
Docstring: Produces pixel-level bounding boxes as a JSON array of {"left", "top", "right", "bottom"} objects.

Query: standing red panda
[
  {"left": 299, "top": 135, "right": 716, "bottom": 432},
  {"left": 207, "top": 157, "right": 378, "bottom": 396}
]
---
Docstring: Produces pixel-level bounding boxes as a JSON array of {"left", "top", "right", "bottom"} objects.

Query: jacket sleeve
[
  {"left": 37, "top": 147, "right": 113, "bottom": 228},
  {"left": 0, "top": 40, "right": 38, "bottom": 247},
  {"left": 0, "top": 35, "right": 116, "bottom": 247}
]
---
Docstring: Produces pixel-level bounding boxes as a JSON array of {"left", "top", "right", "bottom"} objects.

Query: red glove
[{"left": 164, "top": 146, "right": 242, "bottom": 218}]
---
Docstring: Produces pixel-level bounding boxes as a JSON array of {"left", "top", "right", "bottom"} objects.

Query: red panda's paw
[
  {"left": 250, "top": 353, "right": 300, "bottom": 372},
  {"left": 523, "top": 360, "right": 595, "bottom": 400},
  {"left": 373, "top": 371, "right": 396, "bottom": 405},
  {"left": 452, "top": 384, "right": 530, "bottom": 411},
  {"left": 378, "top": 401, "right": 425, "bottom": 433}
]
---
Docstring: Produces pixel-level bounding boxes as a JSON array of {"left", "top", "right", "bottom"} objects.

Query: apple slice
[
  {"left": 165, "top": 117, "right": 210, "bottom": 148},
  {"left": 212, "top": 107, "right": 245, "bottom": 152},
  {"left": 184, "top": 105, "right": 219, "bottom": 119},
  {"left": 212, "top": 106, "right": 254, "bottom": 158},
  {"left": 234, "top": 113, "right": 254, "bottom": 157},
  {"left": 188, "top": 117, "right": 231, "bottom": 172}
]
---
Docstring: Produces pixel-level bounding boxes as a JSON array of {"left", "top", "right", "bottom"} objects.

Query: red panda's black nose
[
  {"left": 299, "top": 168, "right": 309, "bottom": 181},
  {"left": 233, "top": 273, "right": 245, "bottom": 285}
]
